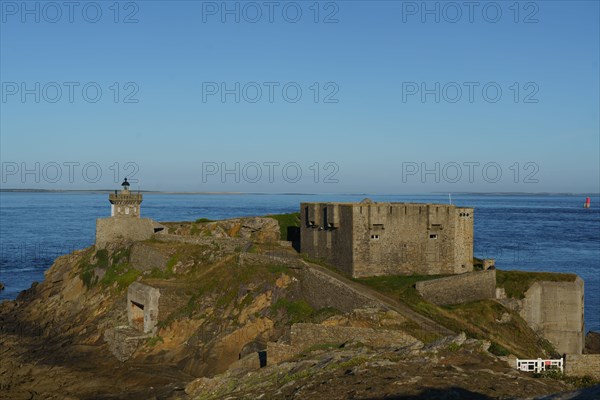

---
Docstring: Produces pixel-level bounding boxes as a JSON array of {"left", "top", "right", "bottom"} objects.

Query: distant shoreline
[{"left": 0, "top": 189, "right": 598, "bottom": 196}]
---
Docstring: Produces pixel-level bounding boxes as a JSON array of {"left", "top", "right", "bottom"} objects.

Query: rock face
[
  {"left": 185, "top": 334, "right": 573, "bottom": 400},
  {"left": 103, "top": 326, "right": 149, "bottom": 362},
  {"left": 163, "top": 217, "right": 281, "bottom": 243},
  {"left": 585, "top": 331, "right": 600, "bottom": 354}
]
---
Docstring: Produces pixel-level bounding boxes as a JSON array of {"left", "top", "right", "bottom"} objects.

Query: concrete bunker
[{"left": 127, "top": 282, "right": 160, "bottom": 334}]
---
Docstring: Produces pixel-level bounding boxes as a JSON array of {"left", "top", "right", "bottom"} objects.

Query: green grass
[
  {"left": 271, "top": 299, "right": 315, "bottom": 324},
  {"left": 98, "top": 257, "right": 140, "bottom": 290},
  {"left": 147, "top": 255, "right": 178, "bottom": 279},
  {"left": 195, "top": 218, "right": 213, "bottom": 223},
  {"left": 95, "top": 249, "right": 109, "bottom": 269},
  {"left": 488, "top": 341, "right": 510, "bottom": 356},
  {"left": 301, "top": 342, "right": 344, "bottom": 353},
  {"left": 146, "top": 336, "right": 164, "bottom": 347},
  {"left": 264, "top": 212, "right": 300, "bottom": 240},
  {"left": 496, "top": 270, "right": 577, "bottom": 299},
  {"left": 267, "top": 264, "right": 290, "bottom": 274}
]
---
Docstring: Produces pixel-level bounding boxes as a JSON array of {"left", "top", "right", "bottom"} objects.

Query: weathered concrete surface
[
  {"left": 95, "top": 217, "right": 156, "bottom": 249},
  {"left": 129, "top": 242, "right": 170, "bottom": 272},
  {"left": 301, "top": 201, "right": 473, "bottom": 277},
  {"left": 520, "top": 278, "right": 584, "bottom": 355},
  {"left": 300, "top": 266, "right": 381, "bottom": 313},
  {"left": 127, "top": 282, "right": 160, "bottom": 334},
  {"left": 415, "top": 270, "right": 496, "bottom": 305},
  {"left": 565, "top": 354, "right": 600, "bottom": 379}
]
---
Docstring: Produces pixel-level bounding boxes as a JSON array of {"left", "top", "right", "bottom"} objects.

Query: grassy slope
[
  {"left": 355, "top": 274, "right": 558, "bottom": 358},
  {"left": 496, "top": 270, "right": 577, "bottom": 299}
]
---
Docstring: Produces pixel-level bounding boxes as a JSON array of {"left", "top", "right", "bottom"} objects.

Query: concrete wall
[
  {"left": 520, "top": 278, "right": 584, "bottom": 355},
  {"left": 300, "top": 203, "right": 354, "bottom": 276},
  {"left": 95, "top": 217, "right": 155, "bottom": 249},
  {"left": 127, "top": 282, "right": 160, "bottom": 334},
  {"left": 301, "top": 202, "right": 473, "bottom": 278},
  {"left": 415, "top": 269, "right": 496, "bottom": 305},
  {"left": 565, "top": 354, "right": 600, "bottom": 378},
  {"left": 300, "top": 267, "right": 380, "bottom": 313}
]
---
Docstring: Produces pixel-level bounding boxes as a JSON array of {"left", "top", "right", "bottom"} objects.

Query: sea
[{"left": 1, "top": 192, "right": 598, "bottom": 332}]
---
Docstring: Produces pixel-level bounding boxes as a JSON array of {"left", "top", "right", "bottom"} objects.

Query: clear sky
[{"left": 1, "top": 0, "right": 598, "bottom": 193}]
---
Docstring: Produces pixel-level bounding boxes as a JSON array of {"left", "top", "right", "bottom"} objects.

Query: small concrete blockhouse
[
  {"left": 301, "top": 200, "right": 474, "bottom": 278},
  {"left": 127, "top": 282, "right": 160, "bottom": 334}
]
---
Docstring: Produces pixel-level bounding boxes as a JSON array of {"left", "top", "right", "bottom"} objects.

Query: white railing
[{"left": 516, "top": 358, "right": 563, "bottom": 373}]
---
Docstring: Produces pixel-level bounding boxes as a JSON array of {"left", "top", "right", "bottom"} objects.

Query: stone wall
[
  {"left": 300, "top": 267, "right": 380, "bottom": 313},
  {"left": 415, "top": 270, "right": 496, "bottom": 306},
  {"left": 520, "top": 278, "right": 584, "bottom": 355},
  {"left": 129, "top": 242, "right": 170, "bottom": 272},
  {"left": 301, "top": 202, "right": 473, "bottom": 278},
  {"left": 95, "top": 217, "right": 156, "bottom": 249},
  {"left": 565, "top": 354, "right": 600, "bottom": 379},
  {"left": 290, "top": 323, "right": 421, "bottom": 351}
]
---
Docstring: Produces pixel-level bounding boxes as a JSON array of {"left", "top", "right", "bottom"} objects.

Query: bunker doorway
[{"left": 131, "top": 300, "right": 145, "bottom": 332}]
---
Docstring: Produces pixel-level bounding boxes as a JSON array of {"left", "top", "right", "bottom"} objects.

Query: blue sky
[{"left": 1, "top": 0, "right": 598, "bottom": 193}]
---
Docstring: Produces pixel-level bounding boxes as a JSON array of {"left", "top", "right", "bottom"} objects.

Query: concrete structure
[
  {"left": 95, "top": 217, "right": 158, "bottom": 249},
  {"left": 95, "top": 180, "right": 164, "bottom": 249},
  {"left": 127, "top": 282, "right": 160, "bottom": 334},
  {"left": 565, "top": 354, "right": 600, "bottom": 379},
  {"left": 520, "top": 278, "right": 585, "bottom": 355},
  {"left": 415, "top": 269, "right": 496, "bottom": 305},
  {"left": 301, "top": 200, "right": 473, "bottom": 278}
]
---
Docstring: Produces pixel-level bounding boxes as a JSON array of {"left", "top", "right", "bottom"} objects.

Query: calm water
[{"left": 1, "top": 192, "right": 598, "bottom": 331}]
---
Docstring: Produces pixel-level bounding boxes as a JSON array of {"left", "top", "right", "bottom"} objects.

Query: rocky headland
[{"left": 0, "top": 215, "right": 598, "bottom": 399}]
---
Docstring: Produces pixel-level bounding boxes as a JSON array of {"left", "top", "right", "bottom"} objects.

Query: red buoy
[{"left": 584, "top": 197, "right": 591, "bottom": 208}]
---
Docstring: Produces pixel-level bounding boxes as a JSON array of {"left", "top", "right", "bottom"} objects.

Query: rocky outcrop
[
  {"left": 585, "top": 331, "right": 600, "bottom": 354},
  {"left": 103, "top": 325, "right": 150, "bottom": 362},
  {"left": 185, "top": 334, "right": 573, "bottom": 400},
  {"left": 164, "top": 217, "right": 280, "bottom": 243},
  {"left": 0, "top": 215, "right": 588, "bottom": 400}
]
